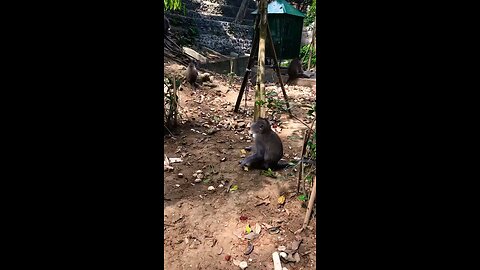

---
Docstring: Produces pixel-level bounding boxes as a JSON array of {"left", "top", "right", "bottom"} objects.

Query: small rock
[
  {"left": 239, "top": 261, "right": 248, "bottom": 269},
  {"left": 221, "top": 157, "right": 226, "bottom": 162},
  {"left": 294, "top": 252, "right": 300, "bottom": 263},
  {"left": 194, "top": 179, "right": 202, "bottom": 183},
  {"left": 206, "top": 128, "right": 217, "bottom": 135},
  {"left": 175, "top": 184, "right": 180, "bottom": 188},
  {"left": 225, "top": 255, "right": 231, "bottom": 261},
  {"left": 177, "top": 173, "right": 184, "bottom": 178},
  {"left": 197, "top": 173, "right": 204, "bottom": 179},
  {"left": 218, "top": 184, "right": 224, "bottom": 188},
  {"left": 208, "top": 186, "right": 215, "bottom": 191},
  {"left": 196, "top": 170, "right": 203, "bottom": 174},
  {"left": 280, "top": 252, "right": 287, "bottom": 258},
  {"left": 278, "top": 246, "right": 287, "bottom": 252}
]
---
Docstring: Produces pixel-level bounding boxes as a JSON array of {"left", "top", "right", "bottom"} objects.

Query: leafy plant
[
  {"left": 164, "top": 0, "right": 183, "bottom": 11},
  {"left": 261, "top": 168, "right": 277, "bottom": 178},
  {"left": 304, "top": 0, "right": 316, "bottom": 26},
  {"left": 298, "top": 194, "right": 309, "bottom": 202},
  {"left": 300, "top": 44, "right": 316, "bottom": 68},
  {"left": 265, "top": 91, "right": 287, "bottom": 115}
]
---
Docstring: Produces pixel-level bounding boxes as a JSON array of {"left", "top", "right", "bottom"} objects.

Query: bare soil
[{"left": 164, "top": 63, "right": 317, "bottom": 270}]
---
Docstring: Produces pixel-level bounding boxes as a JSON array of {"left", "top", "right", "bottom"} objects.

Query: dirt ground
[{"left": 163, "top": 63, "right": 317, "bottom": 270}]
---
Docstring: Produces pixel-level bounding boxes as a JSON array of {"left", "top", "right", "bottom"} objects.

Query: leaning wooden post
[
  {"left": 266, "top": 22, "right": 292, "bottom": 116},
  {"left": 295, "top": 175, "right": 317, "bottom": 234},
  {"left": 234, "top": 18, "right": 260, "bottom": 113},
  {"left": 253, "top": 0, "right": 268, "bottom": 121}
]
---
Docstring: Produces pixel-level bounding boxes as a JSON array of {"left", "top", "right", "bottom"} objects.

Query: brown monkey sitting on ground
[
  {"left": 240, "top": 118, "right": 316, "bottom": 170},
  {"left": 185, "top": 60, "right": 198, "bottom": 91},
  {"left": 240, "top": 118, "right": 285, "bottom": 170},
  {"left": 286, "top": 58, "right": 310, "bottom": 85}
]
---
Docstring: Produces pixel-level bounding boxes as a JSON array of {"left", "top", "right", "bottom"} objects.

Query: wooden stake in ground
[
  {"left": 253, "top": 0, "right": 268, "bottom": 121},
  {"left": 297, "top": 119, "right": 316, "bottom": 193},
  {"left": 295, "top": 176, "right": 317, "bottom": 234}
]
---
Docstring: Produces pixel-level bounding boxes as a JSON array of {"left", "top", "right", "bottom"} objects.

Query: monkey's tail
[{"left": 275, "top": 158, "right": 316, "bottom": 170}]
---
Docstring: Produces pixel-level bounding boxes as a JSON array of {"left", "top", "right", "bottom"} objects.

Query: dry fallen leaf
[{"left": 278, "top": 195, "right": 286, "bottom": 205}]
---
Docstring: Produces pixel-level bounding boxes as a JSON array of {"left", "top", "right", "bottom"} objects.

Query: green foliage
[
  {"left": 300, "top": 44, "right": 316, "bottom": 68},
  {"left": 298, "top": 194, "right": 309, "bottom": 202},
  {"left": 265, "top": 91, "right": 287, "bottom": 113},
  {"left": 305, "top": 175, "right": 313, "bottom": 184},
  {"left": 304, "top": 0, "right": 316, "bottom": 26},
  {"left": 261, "top": 168, "right": 277, "bottom": 178},
  {"left": 164, "top": 0, "right": 183, "bottom": 11},
  {"left": 307, "top": 104, "right": 316, "bottom": 116},
  {"left": 306, "top": 103, "right": 316, "bottom": 160},
  {"left": 255, "top": 100, "right": 267, "bottom": 107}
]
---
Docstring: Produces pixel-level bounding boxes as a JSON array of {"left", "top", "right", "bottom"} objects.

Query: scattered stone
[
  {"left": 225, "top": 255, "right": 231, "bottom": 261},
  {"left": 272, "top": 252, "right": 282, "bottom": 270},
  {"left": 175, "top": 184, "right": 180, "bottom": 188},
  {"left": 221, "top": 157, "right": 226, "bottom": 162},
  {"left": 208, "top": 186, "right": 215, "bottom": 191},
  {"left": 206, "top": 128, "right": 217, "bottom": 135},
  {"left": 294, "top": 252, "right": 301, "bottom": 263},
  {"left": 239, "top": 261, "right": 248, "bottom": 269},
  {"left": 194, "top": 178, "right": 202, "bottom": 183},
  {"left": 177, "top": 173, "right": 184, "bottom": 178}
]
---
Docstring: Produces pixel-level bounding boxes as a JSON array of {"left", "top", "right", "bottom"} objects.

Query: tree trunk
[
  {"left": 234, "top": 0, "right": 249, "bottom": 24},
  {"left": 254, "top": 0, "right": 267, "bottom": 121}
]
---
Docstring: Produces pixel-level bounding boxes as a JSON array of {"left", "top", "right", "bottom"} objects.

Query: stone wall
[{"left": 167, "top": 0, "right": 257, "bottom": 55}]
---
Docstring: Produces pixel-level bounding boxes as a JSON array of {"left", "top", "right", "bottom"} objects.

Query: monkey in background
[
  {"left": 185, "top": 60, "right": 199, "bottom": 91},
  {"left": 286, "top": 58, "right": 310, "bottom": 85}
]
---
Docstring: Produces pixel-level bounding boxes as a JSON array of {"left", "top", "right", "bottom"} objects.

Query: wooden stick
[
  {"left": 302, "top": 176, "right": 316, "bottom": 229},
  {"left": 234, "top": 17, "right": 260, "bottom": 113},
  {"left": 297, "top": 119, "right": 316, "bottom": 193},
  {"left": 265, "top": 22, "right": 292, "bottom": 116}
]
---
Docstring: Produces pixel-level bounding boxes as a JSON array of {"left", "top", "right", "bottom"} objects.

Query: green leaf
[{"left": 298, "top": 194, "right": 308, "bottom": 202}]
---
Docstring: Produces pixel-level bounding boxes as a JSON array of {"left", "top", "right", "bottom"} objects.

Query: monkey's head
[
  {"left": 250, "top": 118, "right": 272, "bottom": 136},
  {"left": 188, "top": 60, "right": 197, "bottom": 69}
]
